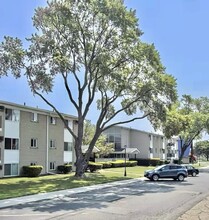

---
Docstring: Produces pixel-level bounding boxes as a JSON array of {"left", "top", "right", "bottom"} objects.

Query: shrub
[
  {"left": 88, "top": 162, "right": 103, "bottom": 172},
  {"left": 133, "top": 158, "right": 161, "bottom": 166},
  {"left": 57, "top": 164, "right": 72, "bottom": 174},
  {"left": 128, "top": 161, "right": 138, "bottom": 167},
  {"left": 22, "top": 165, "right": 43, "bottom": 177},
  {"left": 97, "top": 162, "right": 112, "bottom": 169},
  {"left": 111, "top": 160, "right": 125, "bottom": 168}
]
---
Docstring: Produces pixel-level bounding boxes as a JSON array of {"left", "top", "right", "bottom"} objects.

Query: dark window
[
  {"left": 31, "top": 138, "right": 37, "bottom": 148},
  {"left": 5, "top": 109, "right": 12, "bottom": 120},
  {"left": 64, "top": 142, "right": 73, "bottom": 151},
  {"left": 5, "top": 138, "right": 19, "bottom": 150},
  {"left": 5, "top": 138, "right": 11, "bottom": 149},
  {"left": 4, "top": 164, "right": 18, "bottom": 176},
  {"left": 50, "top": 162, "right": 55, "bottom": 170},
  {"left": 0, "top": 115, "right": 2, "bottom": 129},
  {"left": 50, "top": 117, "right": 56, "bottom": 125}
]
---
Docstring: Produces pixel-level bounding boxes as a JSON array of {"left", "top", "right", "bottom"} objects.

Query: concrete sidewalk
[
  {"left": 0, "top": 178, "right": 143, "bottom": 209},
  {"left": 178, "top": 196, "right": 209, "bottom": 220}
]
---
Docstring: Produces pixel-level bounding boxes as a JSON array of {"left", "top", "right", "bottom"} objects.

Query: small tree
[
  {"left": 0, "top": 0, "right": 177, "bottom": 177},
  {"left": 83, "top": 120, "right": 114, "bottom": 158}
]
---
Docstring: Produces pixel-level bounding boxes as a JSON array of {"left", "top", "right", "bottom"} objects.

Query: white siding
[
  {"left": 64, "top": 151, "right": 72, "bottom": 163},
  {"left": 4, "top": 150, "right": 19, "bottom": 163},
  {"left": 5, "top": 121, "right": 19, "bottom": 138},
  {"left": 64, "top": 130, "right": 73, "bottom": 142}
]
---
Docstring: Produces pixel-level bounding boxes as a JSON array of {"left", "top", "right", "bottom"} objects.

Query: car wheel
[
  {"left": 192, "top": 172, "right": 197, "bottom": 177},
  {"left": 178, "top": 174, "right": 184, "bottom": 181},
  {"left": 152, "top": 174, "right": 159, "bottom": 181}
]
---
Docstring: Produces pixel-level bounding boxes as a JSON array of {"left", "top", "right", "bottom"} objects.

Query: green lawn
[{"left": 0, "top": 166, "right": 152, "bottom": 200}]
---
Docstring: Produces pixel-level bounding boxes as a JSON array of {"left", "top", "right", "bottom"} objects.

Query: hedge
[
  {"left": 88, "top": 162, "right": 103, "bottom": 172},
  {"left": 97, "top": 161, "right": 112, "bottom": 169},
  {"left": 22, "top": 165, "right": 43, "bottom": 177},
  {"left": 57, "top": 164, "right": 72, "bottom": 174}
]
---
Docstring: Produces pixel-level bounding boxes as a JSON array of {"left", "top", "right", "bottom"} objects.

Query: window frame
[
  {"left": 49, "top": 162, "right": 56, "bottom": 170},
  {"left": 64, "top": 142, "right": 73, "bottom": 151},
  {"left": 50, "top": 117, "right": 56, "bottom": 125},
  {"left": 49, "top": 139, "right": 56, "bottom": 149},
  {"left": 5, "top": 138, "right": 19, "bottom": 150},
  {"left": 31, "top": 112, "right": 38, "bottom": 122},
  {"left": 0, "top": 115, "right": 2, "bottom": 130},
  {"left": 30, "top": 138, "right": 38, "bottom": 148},
  {"left": 4, "top": 163, "right": 19, "bottom": 176}
]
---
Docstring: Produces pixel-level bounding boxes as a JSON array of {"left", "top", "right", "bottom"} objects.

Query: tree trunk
[{"left": 75, "top": 156, "right": 88, "bottom": 178}]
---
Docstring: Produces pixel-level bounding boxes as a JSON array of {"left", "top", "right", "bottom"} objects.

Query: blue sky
[{"left": 0, "top": 0, "right": 209, "bottom": 132}]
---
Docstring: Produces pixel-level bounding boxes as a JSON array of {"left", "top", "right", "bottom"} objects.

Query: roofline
[
  {"left": 114, "top": 125, "right": 164, "bottom": 137},
  {"left": 0, "top": 100, "right": 78, "bottom": 119}
]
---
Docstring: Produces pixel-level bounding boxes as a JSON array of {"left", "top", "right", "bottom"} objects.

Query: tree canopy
[
  {"left": 0, "top": 0, "right": 177, "bottom": 177},
  {"left": 195, "top": 140, "right": 209, "bottom": 161},
  {"left": 163, "top": 95, "right": 209, "bottom": 162}
]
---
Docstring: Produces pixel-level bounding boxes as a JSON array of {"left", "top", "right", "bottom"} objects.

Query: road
[{"left": 0, "top": 172, "right": 209, "bottom": 220}]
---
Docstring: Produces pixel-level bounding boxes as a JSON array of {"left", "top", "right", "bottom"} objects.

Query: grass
[
  {"left": 0, "top": 166, "right": 153, "bottom": 200},
  {"left": 1, "top": 162, "right": 208, "bottom": 200}
]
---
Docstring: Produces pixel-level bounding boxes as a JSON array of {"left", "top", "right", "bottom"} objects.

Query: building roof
[
  {"left": 0, "top": 100, "right": 77, "bottom": 119},
  {"left": 82, "top": 145, "right": 100, "bottom": 153},
  {"left": 113, "top": 148, "right": 140, "bottom": 154}
]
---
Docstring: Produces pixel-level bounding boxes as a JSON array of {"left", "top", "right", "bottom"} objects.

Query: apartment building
[
  {"left": 0, "top": 100, "right": 77, "bottom": 178},
  {"left": 103, "top": 126, "right": 179, "bottom": 161}
]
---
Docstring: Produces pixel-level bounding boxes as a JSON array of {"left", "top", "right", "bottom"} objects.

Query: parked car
[
  {"left": 182, "top": 164, "right": 199, "bottom": 177},
  {"left": 144, "top": 164, "right": 188, "bottom": 181}
]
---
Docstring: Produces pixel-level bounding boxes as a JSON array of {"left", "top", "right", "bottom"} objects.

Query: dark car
[
  {"left": 182, "top": 164, "right": 199, "bottom": 177},
  {"left": 144, "top": 164, "right": 188, "bottom": 181}
]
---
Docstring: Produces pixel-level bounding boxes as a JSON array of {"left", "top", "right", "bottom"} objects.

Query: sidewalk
[
  {"left": 178, "top": 196, "right": 209, "bottom": 220},
  {"left": 0, "top": 177, "right": 143, "bottom": 209}
]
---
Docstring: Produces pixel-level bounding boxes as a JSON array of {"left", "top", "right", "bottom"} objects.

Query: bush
[
  {"left": 22, "top": 165, "right": 43, "bottom": 177},
  {"left": 128, "top": 161, "right": 138, "bottom": 167},
  {"left": 88, "top": 162, "right": 103, "bottom": 172},
  {"left": 133, "top": 158, "right": 161, "bottom": 166},
  {"left": 57, "top": 164, "right": 72, "bottom": 174},
  {"left": 111, "top": 160, "right": 125, "bottom": 168},
  {"left": 97, "top": 161, "right": 112, "bottom": 168}
]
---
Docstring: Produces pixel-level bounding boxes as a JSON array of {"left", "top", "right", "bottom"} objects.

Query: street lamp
[{"left": 124, "top": 145, "right": 127, "bottom": 176}]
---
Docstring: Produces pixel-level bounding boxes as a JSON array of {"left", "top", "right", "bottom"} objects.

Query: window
[
  {"left": 5, "top": 109, "right": 19, "bottom": 121},
  {"left": 50, "top": 139, "right": 56, "bottom": 148},
  {"left": 5, "top": 138, "right": 19, "bottom": 150},
  {"left": 4, "top": 163, "right": 18, "bottom": 176},
  {"left": 31, "top": 112, "right": 38, "bottom": 122},
  {"left": 5, "top": 109, "right": 12, "bottom": 120},
  {"left": 50, "top": 117, "right": 56, "bottom": 125},
  {"left": 0, "top": 115, "right": 2, "bottom": 130},
  {"left": 64, "top": 119, "right": 73, "bottom": 129},
  {"left": 31, "top": 138, "right": 38, "bottom": 148},
  {"left": 64, "top": 142, "right": 73, "bottom": 151},
  {"left": 49, "top": 162, "right": 55, "bottom": 170}
]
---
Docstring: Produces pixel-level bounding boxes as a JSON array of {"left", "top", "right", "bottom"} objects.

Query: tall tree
[
  {"left": 163, "top": 95, "right": 209, "bottom": 163},
  {"left": 0, "top": 0, "right": 177, "bottom": 177}
]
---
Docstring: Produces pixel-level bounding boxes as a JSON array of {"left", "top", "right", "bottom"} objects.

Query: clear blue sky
[{"left": 0, "top": 0, "right": 209, "bottom": 132}]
